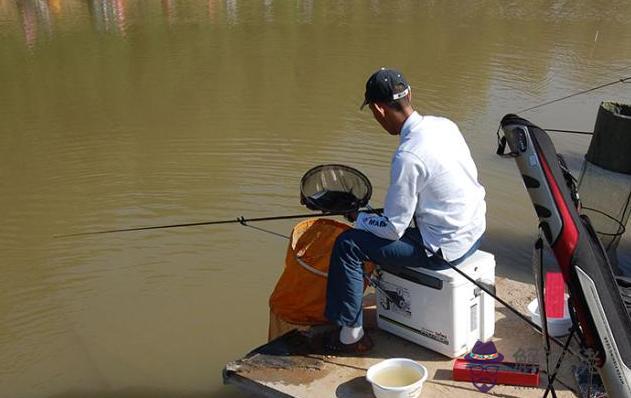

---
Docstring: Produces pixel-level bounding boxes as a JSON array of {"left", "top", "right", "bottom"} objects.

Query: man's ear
[{"left": 372, "top": 102, "right": 386, "bottom": 118}]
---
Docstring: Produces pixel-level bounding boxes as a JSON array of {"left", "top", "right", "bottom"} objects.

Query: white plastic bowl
[
  {"left": 366, "top": 358, "right": 428, "bottom": 398},
  {"left": 527, "top": 295, "right": 572, "bottom": 337}
]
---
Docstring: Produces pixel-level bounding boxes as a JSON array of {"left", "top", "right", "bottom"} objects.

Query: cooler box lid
[{"left": 377, "top": 250, "right": 494, "bottom": 289}]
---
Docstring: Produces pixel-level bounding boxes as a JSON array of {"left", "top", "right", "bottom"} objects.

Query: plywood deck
[{"left": 223, "top": 277, "right": 581, "bottom": 398}]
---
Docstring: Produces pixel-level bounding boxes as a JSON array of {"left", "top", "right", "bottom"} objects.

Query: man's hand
[{"left": 344, "top": 211, "right": 358, "bottom": 223}]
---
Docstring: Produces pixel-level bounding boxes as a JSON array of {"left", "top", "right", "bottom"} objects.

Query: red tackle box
[{"left": 452, "top": 358, "right": 540, "bottom": 387}]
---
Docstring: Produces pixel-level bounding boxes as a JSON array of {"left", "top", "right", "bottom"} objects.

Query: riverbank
[{"left": 224, "top": 276, "right": 579, "bottom": 397}]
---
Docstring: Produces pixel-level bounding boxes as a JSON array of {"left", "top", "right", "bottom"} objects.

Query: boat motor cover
[{"left": 500, "top": 114, "right": 631, "bottom": 397}]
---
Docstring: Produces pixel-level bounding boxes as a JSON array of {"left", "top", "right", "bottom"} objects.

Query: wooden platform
[{"left": 223, "top": 277, "right": 581, "bottom": 398}]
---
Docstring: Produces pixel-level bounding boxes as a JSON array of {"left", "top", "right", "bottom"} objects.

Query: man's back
[{"left": 396, "top": 113, "right": 486, "bottom": 260}]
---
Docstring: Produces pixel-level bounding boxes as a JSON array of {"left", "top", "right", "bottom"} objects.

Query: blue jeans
[{"left": 324, "top": 227, "right": 481, "bottom": 327}]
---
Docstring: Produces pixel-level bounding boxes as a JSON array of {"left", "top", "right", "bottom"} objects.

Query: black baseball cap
[{"left": 360, "top": 68, "right": 410, "bottom": 110}]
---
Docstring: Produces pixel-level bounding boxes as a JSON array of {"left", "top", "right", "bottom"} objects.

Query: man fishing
[{"left": 323, "top": 68, "right": 487, "bottom": 353}]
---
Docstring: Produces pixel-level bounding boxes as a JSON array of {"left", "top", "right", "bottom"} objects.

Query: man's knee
[
  {"left": 333, "top": 228, "right": 374, "bottom": 263},
  {"left": 335, "top": 228, "right": 368, "bottom": 249}
]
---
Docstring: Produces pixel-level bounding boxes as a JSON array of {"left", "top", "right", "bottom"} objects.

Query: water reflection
[
  {"left": 87, "top": 0, "right": 127, "bottom": 36},
  {"left": 262, "top": 0, "right": 272, "bottom": 23},
  {"left": 298, "top": 0, "right": 313, "bottom": 24},
  {"left": 15, "top": 0, "right": 52, "bottom": 47},
  {"left": 161, "top": 0, "right": 175, "bottom": 26},
  {"left": 2, "top": 1, "right": 628, "bottom": 45},
  {"left": 225, "top": 0, "right": 237, "bottom": 25}
]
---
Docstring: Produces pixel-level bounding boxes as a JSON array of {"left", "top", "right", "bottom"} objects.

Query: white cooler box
[{"left": 375, "top": 250, "right": 496, "bottom": 358}]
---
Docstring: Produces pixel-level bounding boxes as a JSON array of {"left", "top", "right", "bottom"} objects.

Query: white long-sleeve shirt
[{"left": 355, "top": 111, "right": 486, "bottom": 261}]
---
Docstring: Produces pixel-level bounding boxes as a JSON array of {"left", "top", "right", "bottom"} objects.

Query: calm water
[{"left": 1, "top": 1, "right": 631, "bottom": 397}]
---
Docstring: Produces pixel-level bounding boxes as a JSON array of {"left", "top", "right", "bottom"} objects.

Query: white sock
[{"left": 340, "top": 326, "right": 364, "bottom": 345}]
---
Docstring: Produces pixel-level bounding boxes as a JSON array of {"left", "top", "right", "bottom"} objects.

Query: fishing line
[
  {"left": 516, "top": 76, "right": 631, "bottom": 114},
  {"left": 544, "top": 128, "right": 593, "bottom": 135},
  {"left": 237, "top": 217, "right": 290, "bottom": 240}
]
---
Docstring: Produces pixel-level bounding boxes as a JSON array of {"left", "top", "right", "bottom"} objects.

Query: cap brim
[{"left": 360, "top": 99, "right": 369, "bottom": 110}]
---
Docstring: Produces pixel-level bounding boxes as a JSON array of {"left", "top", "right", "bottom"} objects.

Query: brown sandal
[{"left": 322, "top": 329, "right": 374, "bottom": 354}]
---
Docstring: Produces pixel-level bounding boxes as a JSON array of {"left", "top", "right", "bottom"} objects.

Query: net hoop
[{"left": 300, "top": 164, "right": 372, "bottom": 213}]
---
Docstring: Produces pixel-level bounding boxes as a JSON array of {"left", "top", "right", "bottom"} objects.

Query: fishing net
[
  {"left": 268, "top": 219, "right": 349, "bottom": 335},
  {"left": 268, "top": 218, "right": 375, "bottom": 340},
  {"left": 300, "top": 164, "right": 372, "bottom": 212}
]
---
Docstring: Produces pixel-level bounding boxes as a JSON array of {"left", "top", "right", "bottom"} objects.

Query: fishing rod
[{"left": 56, "top": 207, "right": 384, "bottom": 238}]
